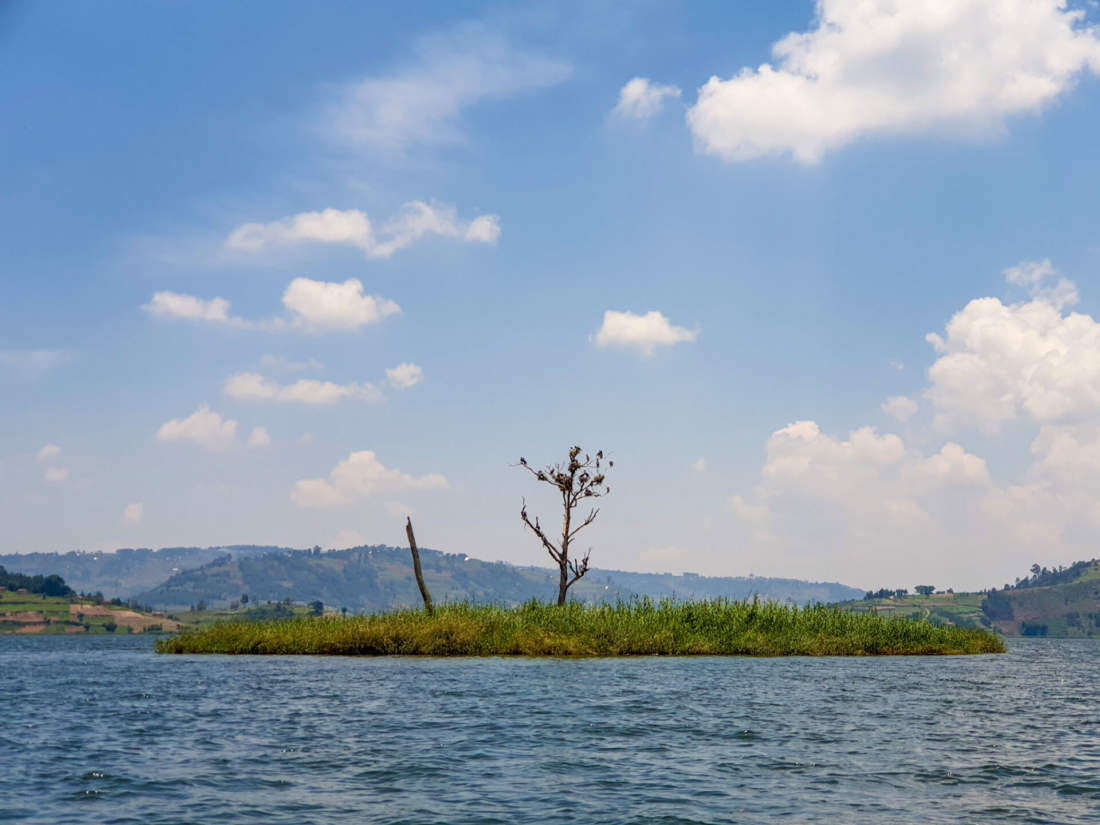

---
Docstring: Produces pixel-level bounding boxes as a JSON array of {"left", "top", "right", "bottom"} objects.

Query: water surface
[{"left": 2, "top": 636, "right": 1097, "bottom": 824}]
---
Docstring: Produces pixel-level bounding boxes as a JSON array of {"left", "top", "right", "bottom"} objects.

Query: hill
[
  {"left": 839, "top": 560, "right": 1100, "bottom": 637},
  {"left": 0, "top": 589, "right": 178, "bottom": 635},
  {"left": 131, "top": 545, "right": 864, "bottom": 612},
  {"left": 0, "top": 546, "right": 289, "bottom": 599}
]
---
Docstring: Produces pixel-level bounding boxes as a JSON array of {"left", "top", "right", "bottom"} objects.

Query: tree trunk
[
  {"left": 558, "top": 566, "right": 569, "bottom": 606},
  {"left": 405, "top": 517, "right": 434, "bottom": 614}
]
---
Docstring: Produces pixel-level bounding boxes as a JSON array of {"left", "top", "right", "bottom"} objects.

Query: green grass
[{"left": 155, "top": 599, "right": 1005, "bottom": 657}]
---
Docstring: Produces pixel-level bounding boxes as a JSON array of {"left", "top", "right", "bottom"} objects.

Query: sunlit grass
[{"left": 155, "top": 598, "right": 1005, "bottom": 656}]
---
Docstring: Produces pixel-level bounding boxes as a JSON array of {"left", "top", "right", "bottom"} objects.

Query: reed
[{"left": 155, "top": 599, "right": 1005, "bottom": 656}]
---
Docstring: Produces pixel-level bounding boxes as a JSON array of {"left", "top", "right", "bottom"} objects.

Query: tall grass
[{"left": 156, "top": 599, "right": 1005, "bottom": 656}]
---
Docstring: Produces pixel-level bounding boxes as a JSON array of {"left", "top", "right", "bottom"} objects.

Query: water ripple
[{"left": 2, "top": 636, "right": 1099, "bottom": 823}]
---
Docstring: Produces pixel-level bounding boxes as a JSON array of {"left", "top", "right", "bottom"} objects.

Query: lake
[{"left": 2, "top": 636, "right": 1097, "bottom": 824}]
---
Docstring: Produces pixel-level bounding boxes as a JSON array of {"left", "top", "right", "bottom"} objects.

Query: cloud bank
[{"left": 687, "top": 0, "right": 1100, "bottom": 163}]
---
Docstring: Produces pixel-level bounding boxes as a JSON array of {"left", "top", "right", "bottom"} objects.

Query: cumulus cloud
[
  {"left": 291, "top": 450, "right": 448, "bottom": 508},
  {"left": 122, "top": 502, "right": 144, "bottom": 525},
  {"left": 882, "top": 395, "right": 918, "bottom": 422},
  {"left": 321, "top": 24, "right": 571, "bottom": 152},
  {"left": 143, "top": 292, "right": 242, "bottom": 325},
  {"left": 36, "top": 444, "right": 61, "bottom": 461},
  {"left": 613, "top": 77, "right": 681, "bottom": 119},
  {"left": 594, "top": 310, "right": 698, "bottom": 356},
  {"left": 725, "top": 421, "right": 1041, "bottom": 587},
  {"left": 247, "top": 426, "right": 271, "bottom": 448},
  {"left": 727, "top": 261, "right": 1100, "bottom": 588},
  {"left": 226, "top": 203, "right": 500, "bottom": 260},
  {"left": 44, "top": 467, "right": 69, "bottom": 483},
  {"left": 925, "top": 261, "right": 1100, "bottom": 433},
  {"left": 281, "top": 278, "right": 401, "bottom": 332},
  {"left": 144, "top": 278, "right": 400, "bottom": 334},
  {"left": 1003, "top": 258, "right": 1079, "bottom": 309},
  {"left": 687, "top": 0, "right": 1100, "bottom": 163},
  {"left": 225, "top": 373, "right": 382, "bottom": 405},
  {"left": 386, "top": 362, "right": 424, "bottom": 389},
  {"left": 156, "top": 405, "right": 237, "bottom": 450}
]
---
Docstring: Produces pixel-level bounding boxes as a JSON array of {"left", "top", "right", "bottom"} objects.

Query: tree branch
[
  {"left": 567, "top": 507, "right": 599, "bottom": 540},
  {"left": 520, "top": 500, "right": 562, "bottom": 563}
]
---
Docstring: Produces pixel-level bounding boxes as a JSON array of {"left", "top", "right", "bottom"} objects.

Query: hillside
[
  {"left": 0, "top": 590, "right": 178, "bottom": 635},
  {"left": 840, "top": 560, "right": 1100, "bottom": 637},
  {"left": 0, "top": 546, "right": 290, "bottom": 599},
  {"left": 133, "top": 545, "right": 864, "bottom": 612}
]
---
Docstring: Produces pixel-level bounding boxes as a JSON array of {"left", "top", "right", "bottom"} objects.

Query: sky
[{"left": 5, "top": 0, "right": 1100, "bottom": 592}]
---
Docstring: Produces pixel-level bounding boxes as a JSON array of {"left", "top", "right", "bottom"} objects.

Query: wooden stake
[{"left": 405, "top": 517, "right": 433, "bottom": 614}]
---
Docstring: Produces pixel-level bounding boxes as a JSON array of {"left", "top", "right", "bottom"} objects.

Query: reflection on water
[{"left": 2, "top": 636, "right": 1098, "bottom": 824}]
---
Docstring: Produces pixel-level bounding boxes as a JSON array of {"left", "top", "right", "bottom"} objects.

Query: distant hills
[
  {"left": 0, "top": 545, "right": 864, "bottom": 612},
  {"left": 0, "top": 546, "right": 291, "bottom": 600},
  {"left": 843, "top": 559, "right": 1100, "bottom": 637}
]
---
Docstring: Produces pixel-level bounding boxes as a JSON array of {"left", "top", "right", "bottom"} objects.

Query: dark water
[{"left": 2, "top": 637, "right": 1098, "bottom": 824}]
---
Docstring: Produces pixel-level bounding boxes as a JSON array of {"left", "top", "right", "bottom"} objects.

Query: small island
[{"left": 155, "top": 599, "right": 1004, "bottom": 656}]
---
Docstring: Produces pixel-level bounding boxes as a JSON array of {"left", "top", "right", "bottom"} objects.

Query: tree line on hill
[
  {"left": 863, "top": 585, "right": 942, "bottom": 599},
  {"left": 0, "top": 565, "right": 73, "bottom": 597}
]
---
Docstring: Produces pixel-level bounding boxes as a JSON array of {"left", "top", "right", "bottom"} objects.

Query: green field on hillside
[{"left": 0, "top": 590, "right": 174, "bottom": 634}]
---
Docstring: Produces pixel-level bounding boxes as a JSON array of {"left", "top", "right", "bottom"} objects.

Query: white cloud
[
  {"left": 36, "top": 444, "right": 61, "bottom": 461},
  {"left": 281, "top": 278, "right": 401, "bottom": 332},
  {"left": 247, "top": 426, "right": 272, "bottom": 448},
  {"left": 226, "top": 203, "right": 500, "bottom": 260},
  {"left": 224, "top": 373, "right": 382, "bottom": 405},
  {"left": 386, "top": 362, "right": 424, "bottom": 389},
  {"left": 44, "top": 467, "right": 69, "bottom": 483},
  {"left": 687, "top": 0, "right": 1100, "bottom": 163},
  {"left": 925, "top": 261, "right": 1100, "bottom": 433},
  {"left": 143, "top": 292, "right": 242, "bottom": 325},
  {"left": 122, "top": 502, "right": 144, "bottom": 525},
  {"left": 321, "top": 24, "right": 570, "bottom": 152},
  {"left": 156, "top": 405, "right": 237, "bottom": 450},
  {"left": 144, "top": 278, "right": 400, "bottom": 334},
  {"left": 692, "top": 457, "right": 707, "bottom": 471},
  {"left": 613, "top": 77, "right": 681, "bottom": 119},
  {"left": 1003, "top": 258, "right": 1079, "bottom": 309},
  {"left": 726, "top": 421, "right": 1039, "bottom": 588},
  {"left": 882, "top": 395, "right": 918, "bottom": 422},
  {"left": 291, "top": 450, "right": 448, "bottom": 508},
  {"left": 594, "top": 310, "right": 698, "bottom": 356}
]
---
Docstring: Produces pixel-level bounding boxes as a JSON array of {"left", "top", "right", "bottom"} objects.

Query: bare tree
[{"left": 518, "top": 446, "right": 612, "bottom": 605}]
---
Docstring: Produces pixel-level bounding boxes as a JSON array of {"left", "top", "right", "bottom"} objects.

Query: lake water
[{"left": 2, "top": 636, "right": 1098, "bottom": 824}]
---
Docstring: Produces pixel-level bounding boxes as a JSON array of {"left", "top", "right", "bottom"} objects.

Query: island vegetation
[{"left": 155, "top": 598, "right": 1004, "bottom": 656}]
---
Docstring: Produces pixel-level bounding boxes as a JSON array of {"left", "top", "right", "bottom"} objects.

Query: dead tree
[
  {"left": 405, "top": 517, "right": 433, "bottom": 614},
  {"left": 518, "top": 446, "right": 612, "bottom": 605}
]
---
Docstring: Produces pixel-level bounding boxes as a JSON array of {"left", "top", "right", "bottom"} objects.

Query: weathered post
[{"left": 405, "top": 517, "right": 434, "bottom": 614}]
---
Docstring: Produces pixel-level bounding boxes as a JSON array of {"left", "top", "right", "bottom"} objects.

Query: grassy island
[{"left": 155, "top": 599, "right": 1005, "bottom": 656}]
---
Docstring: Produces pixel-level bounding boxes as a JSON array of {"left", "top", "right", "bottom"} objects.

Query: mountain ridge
[{"left": 0, "top": 545, "right": 864, "bottom": 611}]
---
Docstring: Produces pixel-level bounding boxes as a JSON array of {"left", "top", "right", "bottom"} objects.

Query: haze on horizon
[{"left": 5, "top": 1, "right": 1100, "bottom": 593}]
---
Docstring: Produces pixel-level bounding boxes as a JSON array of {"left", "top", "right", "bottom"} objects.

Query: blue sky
[{"left": 5, "top": 1, "right": 1100, "bottom": 591}]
